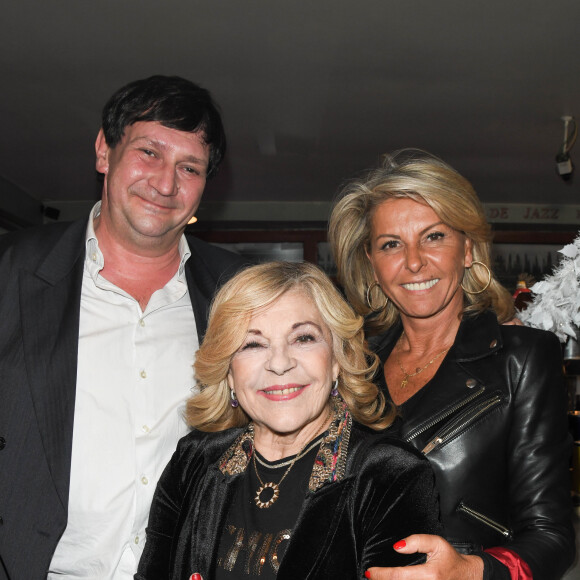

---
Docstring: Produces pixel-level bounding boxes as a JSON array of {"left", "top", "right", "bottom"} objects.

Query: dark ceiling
[{"left": 1, "top": 1, "right": 579, "bottom": 226}]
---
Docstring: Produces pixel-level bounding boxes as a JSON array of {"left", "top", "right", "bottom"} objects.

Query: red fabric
[{"left": 484, "top": 547, "right": 533, "bottom": 580}]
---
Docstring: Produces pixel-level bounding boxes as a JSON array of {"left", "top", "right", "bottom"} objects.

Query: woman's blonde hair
[
  {"left": 187, "top": 261, "right": 394, "bottom": 431},
  {"left": 328, "top": 149, "right": 514, "bottom": 335}
]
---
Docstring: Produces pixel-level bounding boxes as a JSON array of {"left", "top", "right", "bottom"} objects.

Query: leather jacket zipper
[
  {"left": 405, "top": 386, "right": 486, "bottom": 444},
  {"left": 421, "top": 394, "right": 503, "bottom": 454},
  {"left": 457, "top": 501, "right": 513, "bottom": 539}
]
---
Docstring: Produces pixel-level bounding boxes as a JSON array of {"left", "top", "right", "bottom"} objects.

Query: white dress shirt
[{"left": 49, "top": 203, "right": 199, "bottom": 579}]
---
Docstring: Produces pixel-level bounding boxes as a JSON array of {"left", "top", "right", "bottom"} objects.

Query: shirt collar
[{"left": 84, "top": 201, "right": 192, "bottom": 277}]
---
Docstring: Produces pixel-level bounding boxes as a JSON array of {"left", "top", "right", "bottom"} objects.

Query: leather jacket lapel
[
  {"left": 452, "top": 311, "right": 502, "bottom": 362},
  {"left": 377, "top": 312, "right": 505, "bottom": 446}
]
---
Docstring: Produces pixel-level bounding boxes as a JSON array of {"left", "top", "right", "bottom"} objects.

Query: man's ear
[{"left": 95, "top": 129, "right": 110, "bottom": 174}]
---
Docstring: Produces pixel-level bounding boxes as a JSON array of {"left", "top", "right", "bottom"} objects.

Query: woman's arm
[
  {"left": 497, "top": 329, "right": 575, "bottom": 579},
  {"left": 357, "top": 440, "right": 443, "bottom": 571},
  {"left": 365, "top": 535, "right": 486, "bottom": 580}
]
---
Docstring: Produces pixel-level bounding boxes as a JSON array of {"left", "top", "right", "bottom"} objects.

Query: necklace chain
[
  {"left": 251, "top": 408, "right": 332, "bottom": 509},
  {"left": 252, "top": 440, "right": 312, "bottom": 509},
  {"left": 254, "top": 437, "right": 324, "bottom": 469},
  {"left": 396, "top": 333, "right": 450, "bottom": 389}
]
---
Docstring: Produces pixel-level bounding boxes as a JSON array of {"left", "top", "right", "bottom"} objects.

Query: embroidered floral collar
[{"left": 218, "top": 397, "right": 353, "bottom": 492}]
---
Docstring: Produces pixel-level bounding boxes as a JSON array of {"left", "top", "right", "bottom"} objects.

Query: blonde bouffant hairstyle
[
  {"left": 187, "top": 261, "right": 394, "bottom": 432},
  {"left": 328, "top": 149, "right": 515, "bottom": 335}
]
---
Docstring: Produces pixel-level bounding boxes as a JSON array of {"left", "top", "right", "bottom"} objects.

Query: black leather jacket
[{"left": 371, "top": 310, "right": 575, "bottom": 580}]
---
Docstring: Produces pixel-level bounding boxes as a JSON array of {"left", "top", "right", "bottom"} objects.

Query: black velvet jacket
[
  {"left": 371, "top": 310, "right": 575, "bottom": 580},
  {"left": 136, "top": 413, "right": 442, "bottom": 579}
]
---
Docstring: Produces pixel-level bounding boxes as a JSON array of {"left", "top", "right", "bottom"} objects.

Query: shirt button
[
  {"left": 91, "top": 253, "right": 97, "bottom": 262},
  {"left": 134, "top": 536, "right": 139, "bottom": 544},
  {"left": 139, "top": 319, "right": 145, "bottom": 327},
  {"left": 489, "top": 339, "right": 498, "bottom": 348},
  {"left": 141, "top": 476, "right": 149, "bottom": 485},
  {"left": 140, "top": 370, "right": 147, "bottom": 379},
  {"left": 466, "top": 379, "right": 477, "bottom": 388},
  {"left": 142, "top": 425, "right": 150, "bottom": 434}
]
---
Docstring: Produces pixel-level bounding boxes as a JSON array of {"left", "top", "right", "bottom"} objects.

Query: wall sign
[{"left": 484, "top": 204, "right": 580, "bottom": 225}]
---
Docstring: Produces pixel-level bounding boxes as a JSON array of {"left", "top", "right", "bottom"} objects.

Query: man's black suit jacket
[{"left": 0, "top": 219, "right": 244, "bottom": 579}]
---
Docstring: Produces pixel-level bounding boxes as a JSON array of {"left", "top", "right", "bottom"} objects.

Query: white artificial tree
[{"left": 518, "top": 233, "right": 580, "bottom": 342}]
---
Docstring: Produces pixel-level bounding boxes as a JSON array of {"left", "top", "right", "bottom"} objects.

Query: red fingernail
[
  {"left": 393, "top": 540, "right": 406, "bottom": 550},
  {"left": 364, "top": 572, "right": 371, "bottom": 579}
]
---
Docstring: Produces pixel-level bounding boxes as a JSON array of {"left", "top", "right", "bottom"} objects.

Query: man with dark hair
[
  {"left": 0, "top": 75, "right": 244, "bottom": 580},
  {"left": 101, "top": 75, "right": 226, "bottom": 177}
]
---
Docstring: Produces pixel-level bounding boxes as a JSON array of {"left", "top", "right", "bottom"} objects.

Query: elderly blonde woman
[
  {"left": 329, "top": 149, "right": 575, "bottom": 580},
  {"left": 136, "top": 261, "right": 441, "bottom": 580}
]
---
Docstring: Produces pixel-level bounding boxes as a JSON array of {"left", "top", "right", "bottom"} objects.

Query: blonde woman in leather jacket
[{"left": 329, "top": 149, "right": 575, "bottom": 580}]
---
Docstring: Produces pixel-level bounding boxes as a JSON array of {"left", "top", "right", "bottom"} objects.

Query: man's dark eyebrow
[{"left": 129, "top": 136, "right": 208, "bottom": 165}]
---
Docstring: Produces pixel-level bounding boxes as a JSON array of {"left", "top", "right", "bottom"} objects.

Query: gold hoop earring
[
  {"left": 461, "top": 261, "right": 491, "bottom": 295},
  {"left": 366, "top": 282, "right": 389, "bottom": 312}
]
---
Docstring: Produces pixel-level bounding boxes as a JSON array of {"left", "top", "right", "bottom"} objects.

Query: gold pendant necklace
[
  {"left": 396, "top": 336, "right": 450, "bottom": 389},
  {"left": 251, "top": 407, "right": 332, "bottom": 509},
  {"left": 252, "top": 441, "right": 313, "bottom": 509}
]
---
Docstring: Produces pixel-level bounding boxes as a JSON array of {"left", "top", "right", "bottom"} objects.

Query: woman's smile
[
  {"left": 260, "top": 383, "right": 309, "bottom": 400},
  {"left": 401, "top": 278, "right": 440, "bottom": 291}
]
